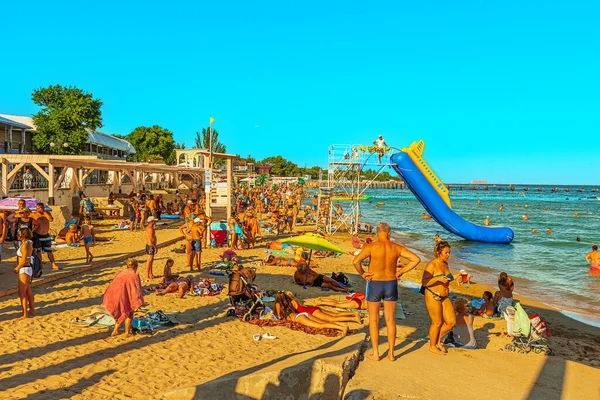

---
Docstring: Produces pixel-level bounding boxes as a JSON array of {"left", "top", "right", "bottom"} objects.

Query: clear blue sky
[{"left": 2, "top": 1, "right": 599, "bottom": 184}]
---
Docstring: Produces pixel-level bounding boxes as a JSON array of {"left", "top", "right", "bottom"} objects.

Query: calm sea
[{"left": 354, "top": 184, "right": 600, "bottom": 325}]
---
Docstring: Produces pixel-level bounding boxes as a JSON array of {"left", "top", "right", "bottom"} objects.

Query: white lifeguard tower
[{"left": 318, "top": 143, "right": 395, "bottom": 235}]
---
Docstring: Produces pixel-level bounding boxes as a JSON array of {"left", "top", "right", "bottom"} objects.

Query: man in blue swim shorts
[{"left": 353, "top": 222, "right": 421, "bottom": 361}]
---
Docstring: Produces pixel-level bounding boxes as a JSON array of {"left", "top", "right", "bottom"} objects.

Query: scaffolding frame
[{"left": 318, "top": 144, "right": 395, "bottom": 235}]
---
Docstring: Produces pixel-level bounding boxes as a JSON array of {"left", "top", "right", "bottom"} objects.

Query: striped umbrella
[{"left": 0, "top": 196, "right": 52, "bottom": 211}]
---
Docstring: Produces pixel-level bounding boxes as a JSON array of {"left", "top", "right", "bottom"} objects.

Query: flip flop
[{"left": 262, "top": 333, "right": 277, "bottom": 340}]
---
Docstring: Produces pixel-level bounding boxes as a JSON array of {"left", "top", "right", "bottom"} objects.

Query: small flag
[{"left": 210, "top": 116, "right": 215, "bottom": 124}]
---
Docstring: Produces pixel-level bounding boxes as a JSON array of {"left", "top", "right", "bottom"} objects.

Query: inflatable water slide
[{"left": 390, "top": 141, "right": 514, "bottom": 244}]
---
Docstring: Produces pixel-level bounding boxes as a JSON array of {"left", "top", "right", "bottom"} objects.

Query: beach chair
[{"left": 504, "top": 303, "right": 553, "bottom": 355}]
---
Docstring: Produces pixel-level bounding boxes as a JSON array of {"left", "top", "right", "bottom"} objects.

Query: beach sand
[{"left": 0, "top": 220, "right": 599, "bottom": 399}]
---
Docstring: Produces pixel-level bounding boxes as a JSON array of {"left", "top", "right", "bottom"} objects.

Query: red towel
[{"left": 102, "top": 268, "right": 144, "bottom": 323}]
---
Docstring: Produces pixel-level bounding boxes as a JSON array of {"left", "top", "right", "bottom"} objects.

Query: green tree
[
  {"left": 127, "top": 125, "right": 176, "bottom": 164},
  {"left": 259, "top": 156, "right": 301, "bottom": 177},
  {"left": 194, "top": 128, "right": 226, "bottom": 153},
  {"left": 195, "top": 128, "right": 227, "bottom": 167},
  {"left": 31, "top": 85, "right": 103, "bottom": 155}
]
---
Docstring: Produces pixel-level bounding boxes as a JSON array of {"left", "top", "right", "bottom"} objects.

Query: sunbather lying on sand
[
  {"left": 157, "top": 275, "right": 193, "bottom": 298},
  {"left": 315, "top": 292, "right": 367, "bottom": 310},
  {"left": 266, "top": 241, "right": 294, "bottom": 252},
  {"left": 293, "top": 264, "right": 349, "bottom": 292},
  {"left": 286, "top": 292, "right": 360, "bottom": 323},
  {"left": 274, "top": 292, "right": 349, "bottom": 336}
]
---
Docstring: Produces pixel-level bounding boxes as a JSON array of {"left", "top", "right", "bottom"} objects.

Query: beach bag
[
  {"left": 512, "top": 303, "right": 531, "bottom": 337},
  {"left": 84, "top": 198, "right": 95, "bottom": 213},
  {"left": 332, "top": 272, "right": 349, "bottom": 287},
  {"left": 32, "top": 252, "right": 43, "bottom": 279}
]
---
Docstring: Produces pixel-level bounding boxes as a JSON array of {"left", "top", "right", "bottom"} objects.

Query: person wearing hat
[
  {"left": 145, "top": 216, "right": 158, "bottom": 280},
  {"left": 189, "top": 217, "right": 204, "bottom": 271},
  {"left": 483, "top": 216, "right": 490, "bottom": 226}
]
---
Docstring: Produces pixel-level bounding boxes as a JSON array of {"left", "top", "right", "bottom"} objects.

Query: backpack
[
  {"left": 32, "top": 252, "right": 43, "bottom": 279},
  {"left": 84, "top": 198, "right": 95, "bottom": 213}
]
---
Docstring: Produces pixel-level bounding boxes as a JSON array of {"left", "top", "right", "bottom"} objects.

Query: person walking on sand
[
  {"left": 585, "top": 245, "right": 600, "bottom": 276},
  {"left": 14, "top": 227, "right": 35, "bottom": 319},
  {"left": 31, "top": 202, "right": 61, "bottom": 270},
  {"left": 421, "top": 241, "right": 457, "bottom": 355},
  {"left": 145, "top": 216, "right": 158, "bottom": 279},
  {"left": 352, "top": 222, "right": 421, "bottom": 361},
  {"left": 81, "top": 216, "right": 95, "bottom": 265}
]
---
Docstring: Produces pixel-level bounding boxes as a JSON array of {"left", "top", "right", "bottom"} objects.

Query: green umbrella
[{"left": 280, "top": 233, "right": 344, "bottom": 288}]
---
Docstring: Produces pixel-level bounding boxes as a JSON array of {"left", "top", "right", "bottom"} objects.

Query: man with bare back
[
  {"left": 31, "top": 202, "right": 61, "bottom": 270},
  {"left": 353, "top": 222, "right": 421, "bottom": 361}
]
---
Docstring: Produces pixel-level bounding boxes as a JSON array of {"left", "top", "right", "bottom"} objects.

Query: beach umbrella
[
  {"left": 0, "top": 196, "right": 52, "bottom": 211},
  {"left": 280, "top": 233, "right": 344, "bottom": 288}
]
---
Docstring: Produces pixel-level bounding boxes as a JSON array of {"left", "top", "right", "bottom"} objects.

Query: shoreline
[{"left": 357, "top": 224, "right": 600, "bottom": 330}]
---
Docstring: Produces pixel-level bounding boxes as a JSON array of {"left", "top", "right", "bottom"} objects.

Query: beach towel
[
  {"left": 102, "top": 269, "right": 144, "bottom": 324},
  {"left": 246, "top": 319, "right": 346, "bottom": 337}
]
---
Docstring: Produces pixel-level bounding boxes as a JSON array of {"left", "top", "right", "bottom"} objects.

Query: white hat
[
  {"left": 460, "top": 269, "right": 466, "bottom": 274},
  {"left": 194, "top": 217, "right": 201, "bottom": 223},
  {"left": 147, "top": 216, "right": 156, "bottom": 222}
]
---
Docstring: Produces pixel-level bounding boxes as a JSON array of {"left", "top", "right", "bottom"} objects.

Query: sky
[{"left": 1, "top": 1, "right": 599, "bottom": 185}]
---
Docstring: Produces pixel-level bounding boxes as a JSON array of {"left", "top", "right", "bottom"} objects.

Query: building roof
[
  {"left": 0, "top": 115, "right": 34, "bottom": 130},
  {"left": 86, "top": 129, "right": 136, "bottom": 154},
  {"left": 0, "top": 114, "right": 135, "bottom": 153}
]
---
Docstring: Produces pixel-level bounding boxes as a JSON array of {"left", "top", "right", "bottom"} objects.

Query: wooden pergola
[{"left": 0, "top": 154, "right": 203, "bottom": 205}]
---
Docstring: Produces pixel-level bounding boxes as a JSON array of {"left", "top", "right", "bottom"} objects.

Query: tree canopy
[
  {"left": 258, "top": 155, "right": 302, "bottom": 177},
  {"left": 126, "top": 125, "right": 176, "bottom": 164},
  {"left": 195, "top": 127, "right": 226, "bottom": 154},
  {"left": 31, "top": 85, "right": 103, "bottom": 155}
]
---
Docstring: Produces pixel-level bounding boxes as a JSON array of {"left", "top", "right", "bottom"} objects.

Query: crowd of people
[{"left": 7, "top": 180, "right": 595, "bottom": 366}]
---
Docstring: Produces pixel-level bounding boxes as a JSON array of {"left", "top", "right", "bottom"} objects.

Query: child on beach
[
  {"left": 445, "top": 297, "right": 476, "bottom": 349},
  {"left": 82, "top": 216, "right": 95, "bottom": 264}
]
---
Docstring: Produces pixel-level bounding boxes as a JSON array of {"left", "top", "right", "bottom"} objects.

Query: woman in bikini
[
  {"left": 274, "top": 292, "right": 349, "bottom": 336},
  {"left": 286, "top": 292, "right": 361, "bottom": 323},
  {"left": 14, "top": 227, "right": 35, "bottom": 319},
  {"left": 585, "top": 245, "right": 600, "bottom": 276},
  {"left": 262, "top": 254, "right": 298, "bottom": 267},
  {"left": 314, "top": 292, "right": 368, "bottom": 310},
  {"left": 421, "top": 240, "right": 457, "bottom": 355},
  {"left": 493, "top": 272, "right": 514, "bottom": 316}
]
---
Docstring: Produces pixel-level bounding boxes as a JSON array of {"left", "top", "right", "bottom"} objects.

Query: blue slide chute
[{"left": 390, "top": 150, "right": 514, "bottom": 244}]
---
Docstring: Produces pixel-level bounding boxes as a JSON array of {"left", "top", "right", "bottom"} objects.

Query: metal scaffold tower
[{"left": 317, "top": 143, "right": 395, "bottom": 235}]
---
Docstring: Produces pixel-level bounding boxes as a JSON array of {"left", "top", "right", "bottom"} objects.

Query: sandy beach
[{"left": 1, "top": 217, "right": 599, "bottom": 399}]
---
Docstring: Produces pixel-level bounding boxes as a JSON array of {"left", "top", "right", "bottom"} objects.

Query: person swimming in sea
[
  {"left": 483, "top": 216, "right": 490, "bottom": 226},
  {"left": 531, "top": 228, "right": 538, "bottom": 234},
  {"left": 546, "top": 227, "right": 552, "bottom": 234}
]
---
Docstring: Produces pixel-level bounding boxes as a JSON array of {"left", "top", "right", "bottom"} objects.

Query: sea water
[{"left": 354, "top": 184, "right": 600, "bottom": 321}]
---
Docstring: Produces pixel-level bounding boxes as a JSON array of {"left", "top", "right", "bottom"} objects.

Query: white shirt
[{"left": 375, "top": 138, "right": 387, "bottom": 148}]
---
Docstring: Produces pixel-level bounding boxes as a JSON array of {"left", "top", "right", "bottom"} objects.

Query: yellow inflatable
[{"left": 402, "top": 141, "right": 452, "bottom": 209}]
